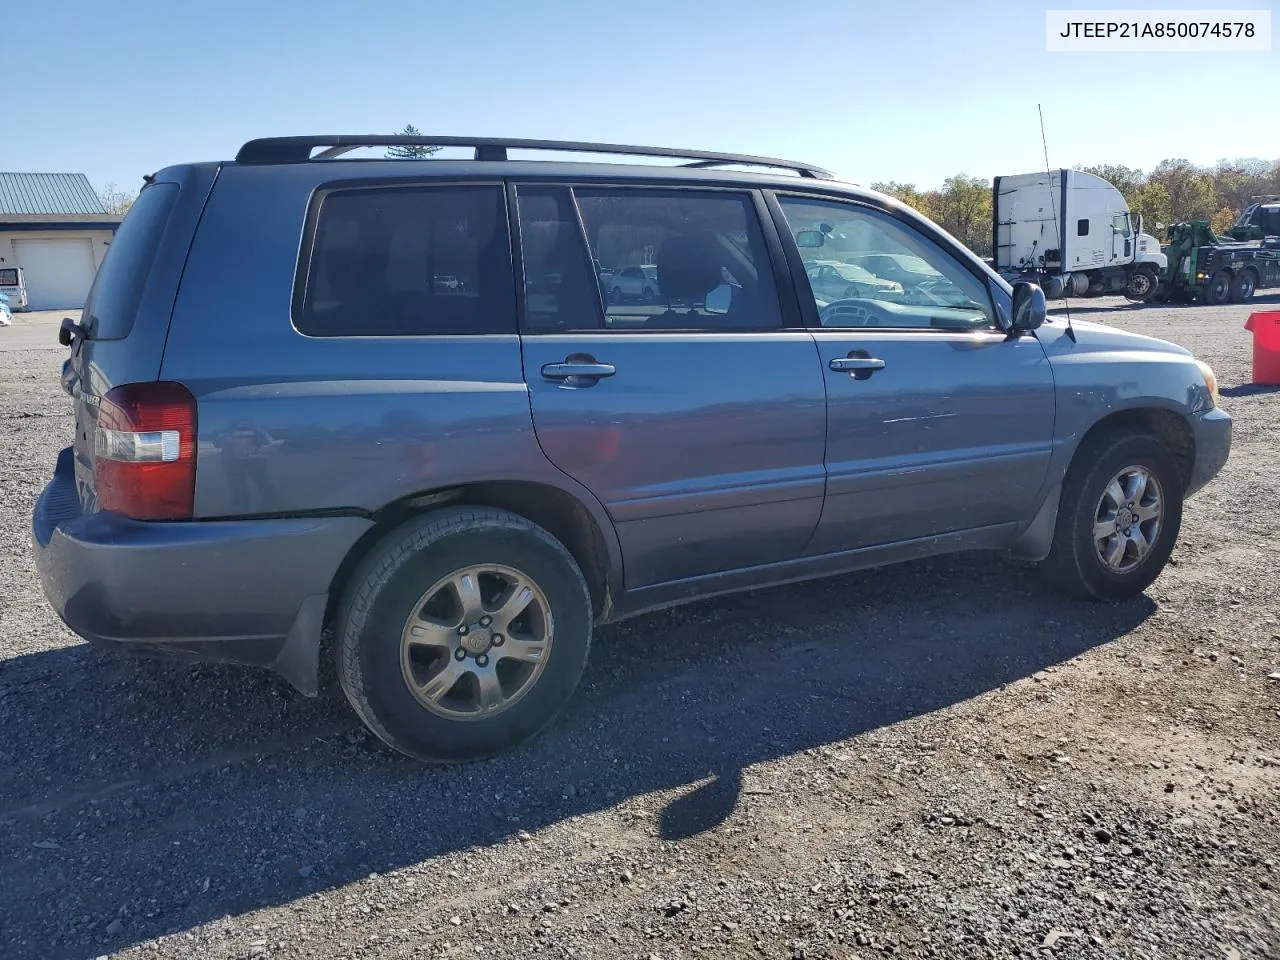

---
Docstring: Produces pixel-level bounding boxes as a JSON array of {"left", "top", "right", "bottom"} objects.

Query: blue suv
[{"left": 33, "top": 136, "right": 1230, "bottom": 761}]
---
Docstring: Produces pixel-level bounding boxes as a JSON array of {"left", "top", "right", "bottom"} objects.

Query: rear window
[
  {"left": 0, "top": 268, "right": 18, "bottom": 287},
  {"left": 295, "top": 184, "right": 516, "bottom": 337},
  {"left": 82, "top": 182, "right": 179, "bottom": 340}
]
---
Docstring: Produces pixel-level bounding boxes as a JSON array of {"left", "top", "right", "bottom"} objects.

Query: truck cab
[
  {"left": 1228, "top": 199, "right": 1280, "bottom": 242},
  {"left": 995, "top": 169, "right": 1165, "bottom": 300},
  {"left": 0, "top": 265, "right": 28, "bottom": 311}
]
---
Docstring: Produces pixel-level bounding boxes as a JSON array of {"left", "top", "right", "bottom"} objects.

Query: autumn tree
[
  {"left": 876, "top": 156, "right": 1278, "bottom": 251},
  {"left": 99, "top": 183, "right": 136, "bottom": 216}
]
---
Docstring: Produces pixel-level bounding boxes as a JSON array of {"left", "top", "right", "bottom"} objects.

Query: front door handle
[
  {"left": 829, "top": 356, "right": 886, "bottom": 376},
  {"left": 541, "top": 360, "right": 616, "bottom": 383}
]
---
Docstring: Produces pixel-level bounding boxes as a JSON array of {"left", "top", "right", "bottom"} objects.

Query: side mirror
[
  {"left": 1010, "top": 281, "right": 1046, "bottom": 333},
  {"left": 704, "top": 282, "right": 739, "bottom": 315},
  {"left": 794, "top": 230, "right": 826, "bottom": 249}
]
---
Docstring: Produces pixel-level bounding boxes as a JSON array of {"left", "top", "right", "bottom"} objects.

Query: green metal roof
[{"left": 0, "top": 173, "right": 107, "bottom": 216}]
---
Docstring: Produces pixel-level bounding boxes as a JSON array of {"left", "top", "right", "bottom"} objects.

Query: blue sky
[{"left": 8, "top": 0, "right": 1277, "bottom": 196}]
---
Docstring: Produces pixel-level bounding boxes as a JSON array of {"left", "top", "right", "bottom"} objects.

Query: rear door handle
[
  {"left": 829, "top": 357, "right": 886, "bottom": 373},
  {"left": 541, "top": 361, "right": 616, "bottom": 382}
]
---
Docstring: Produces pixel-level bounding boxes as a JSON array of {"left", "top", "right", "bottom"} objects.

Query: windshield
[{"left": 1234, "top": 204, "right": 1258, "bottom": 229}]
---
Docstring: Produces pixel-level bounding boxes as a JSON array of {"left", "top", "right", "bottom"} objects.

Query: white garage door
[{"left": 12, "top": 238, "right": 99, "bottom": 310}]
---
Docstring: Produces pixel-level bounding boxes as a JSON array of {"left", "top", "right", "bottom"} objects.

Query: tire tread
[{"left": 336, "top": 507, "right": 591, "bottom": 762}]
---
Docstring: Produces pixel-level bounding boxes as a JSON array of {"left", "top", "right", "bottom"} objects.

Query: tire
[
  {"left": 337, "top": 507, "right": 593, "bottom": 762},
  {"left": 1123, "top": 266, "right": 1159, "bottom": 302},
  {"left": 642, "top": 285, "right": 655, "bottom": 301},
  {"left": 607, "top": 286, "right": 622, "bottom": 304},
  {"left": 1204, "top": 271, "right": 1232, "bottom": 306},
  {"left": 1230, "top": 269, "right": 1257, "bottom": 303},
  {"left": 1040, "top": 430, "right": 1184, "bottom": 602}
]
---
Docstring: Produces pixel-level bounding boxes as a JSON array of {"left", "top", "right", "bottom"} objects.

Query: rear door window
[
  {"left": 82, "top": 182, "right": 179, "bottom": 340},
  {"left": 573, "top": 188, "right": 785, "bottom": 331},
  {"left": 296, "top": 184, "right": 516, "bottom": 337}
]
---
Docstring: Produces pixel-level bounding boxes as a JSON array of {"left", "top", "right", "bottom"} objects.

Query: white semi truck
[{"left": 993, "top": 169, "right": 1166, "bottom": 301}]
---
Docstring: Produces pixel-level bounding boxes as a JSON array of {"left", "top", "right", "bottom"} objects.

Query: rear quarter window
[
  {"left": 83, "top": 182, "right": 179, "bottom": 340},
  {"left": 294, "top": 184, "right": 516, "bottom": 337}
]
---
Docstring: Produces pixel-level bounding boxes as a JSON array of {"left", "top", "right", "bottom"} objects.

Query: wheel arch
[
  {"left": 1009, "top": 405, "right": 1194, "bottom": 561},
  {"left": 1074, "top": 408, "right": 1195, "bottom": 490},
  {"left": 324, "top": 479, "right": 623, "bottom": 635}
]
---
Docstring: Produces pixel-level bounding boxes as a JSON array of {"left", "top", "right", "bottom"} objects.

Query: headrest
[{"left": 656, "top": 232, "right": 723, "bottom": 303}]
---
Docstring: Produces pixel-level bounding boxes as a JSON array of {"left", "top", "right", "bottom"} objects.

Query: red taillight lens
[{"left": 95, "top": 381, "right": 197, "bottom": 520}]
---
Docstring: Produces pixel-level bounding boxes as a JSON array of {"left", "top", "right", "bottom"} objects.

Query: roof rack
[{"left": 234, "top": 135, "right": 835, "bottom": 179}]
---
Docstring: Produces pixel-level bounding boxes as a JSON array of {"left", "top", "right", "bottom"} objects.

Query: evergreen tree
[{"left": 386, "top": 124, "right": 440, "bottom": 159}]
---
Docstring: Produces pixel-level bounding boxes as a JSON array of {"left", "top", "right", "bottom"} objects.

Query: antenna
[{"left": 1039, "top": 104, "right": 1076, "bottom": 343}]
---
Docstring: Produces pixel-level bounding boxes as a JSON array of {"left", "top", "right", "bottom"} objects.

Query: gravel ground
[{"left": 1, "top": 299, "right": 1278, "bottom": 960}]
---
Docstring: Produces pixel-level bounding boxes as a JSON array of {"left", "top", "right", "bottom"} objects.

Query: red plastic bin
[{"left": 1244, "top": 310, "right": 1280, "bottom": 385}]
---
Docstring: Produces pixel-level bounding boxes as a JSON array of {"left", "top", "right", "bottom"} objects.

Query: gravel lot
[{"left": 1, "top": 299, "right": 1278, "bottom": 960}]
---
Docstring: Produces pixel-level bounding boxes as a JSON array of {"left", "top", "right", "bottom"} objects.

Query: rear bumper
[
  {"left": 1187, "top": 407, "right": 1231, "bottom": 498},
  {"left": 32, "top": 447, "right": 372, "bottom": 693}
]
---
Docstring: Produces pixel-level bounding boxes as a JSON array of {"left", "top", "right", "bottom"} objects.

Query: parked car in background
[
  {"left": 852, "top": 252, "right": 941, "bottom": 289},
  {"left": 851, "top": 252, "right": 988, "bottom": 308},
  {"left": 805, "top": 260, "right": 903, "bottom": 301},
  {"left": 607, "top": 264, "right": 659, "bottom": 302},
  {"left": 32, "top": 135, "right": 1230, "bottom": 765}
]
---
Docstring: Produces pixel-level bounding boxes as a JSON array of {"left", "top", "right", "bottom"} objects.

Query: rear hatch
[{"left": 65, "top": 165, "right": 218, "bottom": 512}]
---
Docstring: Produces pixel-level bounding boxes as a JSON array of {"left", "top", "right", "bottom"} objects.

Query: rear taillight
[{"left": 95, "top": 382, "right": 197, "bottom": 520}]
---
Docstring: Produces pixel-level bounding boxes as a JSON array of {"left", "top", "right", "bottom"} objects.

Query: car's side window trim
[
  {"left": 565, "top": 186, "right": 609, "bottom": 326},
  {"left": 291, "top": 178, "right": 515, "bottom": 339},
  {"left": 764, "top": 189, "right": 1002, "bottom": 334},
  {"left": 510, "top": 182, "right": 608, "bottom": 334},
  {"left": 750, "top": 188, "right": 807, "bottom": 331},
  {"left": 510, "top": 180, "right": 804, "bottom": 335}
]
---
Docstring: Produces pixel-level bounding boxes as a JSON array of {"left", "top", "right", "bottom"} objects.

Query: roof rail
[{"left": 234, "top": 135, "right": 836, "bottom": 179}]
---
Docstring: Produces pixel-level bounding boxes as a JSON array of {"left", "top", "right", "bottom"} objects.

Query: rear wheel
[
  {"left": 1040, "top": 431, "right": 1183, "bottom": 601},
  {"left": 1230, "top": 269, "right": 1257, "bottom": 303},
  {"left": 337, "top": 507, "right": 593, "bottom": 762}
]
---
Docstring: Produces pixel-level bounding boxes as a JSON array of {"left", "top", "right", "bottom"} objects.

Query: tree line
[{"left": 872, "top": 158, "right": 1280, "bottom": 258}]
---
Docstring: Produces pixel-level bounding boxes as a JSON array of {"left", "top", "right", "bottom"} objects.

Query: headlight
[{"left": 1195, "top": 359, "right": 1219, "bottom": 406}]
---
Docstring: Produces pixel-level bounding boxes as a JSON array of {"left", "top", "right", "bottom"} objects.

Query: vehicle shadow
[
  {"left": 1048, "top": 291, "right": 1280, "bottom": 315},
  {"left": 1220, "top": 383, "right": 1280, "bottom": 397},
  {"left": 0, "top": 554, "right": 1155, "bottom": 960},
  {"left": 1049, "top": 302, "right": 1147, "bottom": 316}
]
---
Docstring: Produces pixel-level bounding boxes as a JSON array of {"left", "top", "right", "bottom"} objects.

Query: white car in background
[{"left": 607, "top": 264, "right": 660, "bottom": 303}]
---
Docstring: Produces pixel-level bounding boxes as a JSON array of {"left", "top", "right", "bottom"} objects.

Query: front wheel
[
  {"left": 1202, "top": 271, "right": 1232, "bottom": 306},
  {"left": 337, "top": 507, "right": 593, "bottom": 762},
  {"left": 1123, "top": 266, "right": 1159, "bottom": 302},
  {"left": 1040, "top": 431, "right": 1184, "bottom": 601}
]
